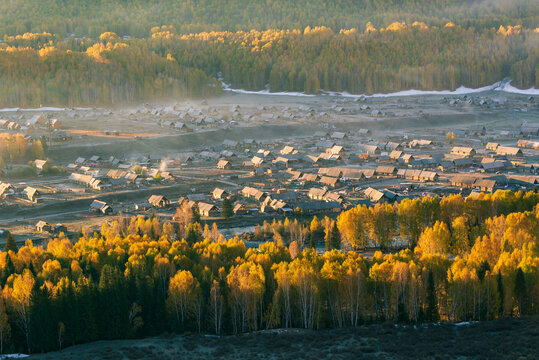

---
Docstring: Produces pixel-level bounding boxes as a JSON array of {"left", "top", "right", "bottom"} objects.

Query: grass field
[{"left": 29, "top": 317, "right": 539, "bottom": 360}]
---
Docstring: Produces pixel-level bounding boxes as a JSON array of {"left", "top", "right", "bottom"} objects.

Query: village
[{"left": 0, "top": 90, "right": 537, "bottom": 246}]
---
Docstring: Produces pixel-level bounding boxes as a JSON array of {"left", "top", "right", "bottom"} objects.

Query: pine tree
[
  {"left": 497, "top": 271, "right": 504, "bottom": 317},
  {"left": 309, "top": 231, "right": 316, "bottom": 249},
  {"left": 476, "top": 260, "right": 490, "bottom": 282},
  {"left": 191, "top": 204, "right": 201, "bottom": 224},
  {"left": 1, "top": 254, "right": 15, "bottom": 287},
  {"left": 514, "top": 268, "right": 527, "bottom": 316},
  {"left": 426, "top": 270, "right": 438, "bottom": 322},
  {"left": 185, "top": 224, "right": 201, "bottom": 245},
  {"left": 324, "top": 223, "right": 333, "bottom": 251},
  {"left": 221, "top": 198, "right": 233, "bottom": 219},
  {"left": 330, "top": 221, "right": 341, "bottom": 250},
  {"left": 4, "top": 233, "right": 17, "bottom": 253}
]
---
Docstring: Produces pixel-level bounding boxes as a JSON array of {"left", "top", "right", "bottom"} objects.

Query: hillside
[
  {"left": 0, "top": 0, "right": 536, "bottom": 38},
  {"left": 29, "top": 317, "right": 539, "bottom": 360},
  {"left": 0, "top": 24, "right": 538, "bottom": 107}
]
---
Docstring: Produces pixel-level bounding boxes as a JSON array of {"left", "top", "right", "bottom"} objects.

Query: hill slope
[{"left": 0, "top": 0, "right": 537, "bottom": 37}]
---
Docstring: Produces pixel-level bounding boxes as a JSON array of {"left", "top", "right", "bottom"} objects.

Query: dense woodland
[
  {"left": 0, "top": 0, "right": 536, "bottom": 37},
  {"left": 0, "top": 190, "right": 537, "bottom": 353},
  {"left": 0, "top": 133, "right": 44, "bottom": 169},
  {"left": 0, "top": 24, "right": 537, "bottom": 106}
]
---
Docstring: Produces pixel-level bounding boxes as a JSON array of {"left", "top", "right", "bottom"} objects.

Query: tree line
[
  {"left": 0, "top": 190, "right": 537, "bottom": 353},
  {"left": 0, "top": 133, "right": 44, "bottom": 168},
  {"left": 0, "top": 24, "right": 537, "bottom": 106},
  {"left": 0, "top": 0, "right": 535, "bottom": 38}
]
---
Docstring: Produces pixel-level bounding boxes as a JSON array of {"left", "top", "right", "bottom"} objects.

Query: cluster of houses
[
  {"left": 42, "top": 121, "right": 537, "bottom": 221},
  {"left": 0, "top": 114, "right": 69, "bottom": 142},
  {"left": 0, "top": 182, "right": 41, "bottom": 203}
]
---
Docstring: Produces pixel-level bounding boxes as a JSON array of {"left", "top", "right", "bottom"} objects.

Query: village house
[
  {"left": 220, "top": 150, "right": 236, "bottom": 159},
  {"left": 451, "top": 147, "right": 476, "bottom": 157},
  {"left": 401, "top": 154, "right": 415, "bottom": 164},
  {"left": 50, "top": 119, "right": 61, "bottom": 129},
  {"left": 316, "top": 140, "right": 335, "bottom": 149},
  {"left": 326, "top": 145, "right": 345, "bottom": 156},
  {"left": 375, "top": 165, "right": 397, "bottom": 177},
  {"left": 280, "top": 145, "right": 297, "bottom": 155},
  {"left": 453, "top": 157, "right": 474, "bottom": 168},
  {"left": 482, "top": 161, "right": 509, "bottom": 173},
  {"left": 308, "top": 188, "right": 327, "bottom": 200},
  {"left": 320, "top": 176, "right": 339, "bottom": 187},
  {"left": 257, "top": 149, "right": 272, "bottom": 158},
  {"left": 318, "top": 152, "right": 341, "bottom": 162},
  {"left": 272, "top": 157, "right": 290, "bottom": 167},
  {"left": 474, "top": 179, "right": 497, "bottom": 192},
  {"left": 486, "top": 142, "right": 499, "bottom": 151},
  {"left": 217, "top": 159, "right": 232, "bottom": 169},
  {"left": 385, "top": 142, "right": 402, "bottom": 151},
  {"left": 89, "top": 200, "right": 113, "bottom": 214},
  {"left": 451, "top": 175, "right": 477, "bottom": 189},
  {"left": 34, "top": 159, "right": 49, "bottom": 171},
  {"left": 23, "top": 186, "right": 39, "bottom": 202},
  {"left": 320, "top": 168, "right": 343, "bottom": 178},
  {"left": 288, "top": 170, "right": 302, "bottom": 181},
  {"left": 331, "top": 132, "right": 347, "bottom": 140},
  {"left": 409, "top": 139, "right": 432, "bottom": 148},
  {"left": 389, "top": 150, "right": 403, "bottom": 160},
  {"left": 0, "top": 183, "right": 14, "bottom": 198},
  {"left": 363, "top": 145, "right": 381, "bottom": 155},
  {"left": 364, "top": 187, "right": 398, "bottom": 203},
  {"left": 301, "top": 173, "right": 319, "bottom": 183},
  {"left": 241, "top": 186, "right": 268, "bottom": 202},
  {"left": 251, "top": 156, "right": 265, "bottom": 167},
  {"left": 340, "top": 168, "right": 366, "bottom": 181},
  {"left": 36, "top": 220, "right": 52, "bottom": 233},
  {"left": 107, "top": 169, "right": 128, "bottom": 179},
  {"left": 496, "top": 146, "right": 523, "bottom": 157},
  {"left": 148, "top": 195, "right": 170, "bottom": 207},
  {"left": 517, "top": 140, "right": 539, "bottom": 150},
  {"left": 233, "top": 203, "right": 248, "bottom": 215},
  {"left": 197, "top": 202, "right": 219, "bottom": 217},
  {"left": 294, "top": 201, "right": 341, "bottom": 213},
  {"left": 323, "top": 192, "right": 344, "bottom": 203},
  {"left": 212, "top": 188, "right": 229, "bottom": 200},
  {"left": 418, "top": 170, "right": 439, "bottom": 182}
]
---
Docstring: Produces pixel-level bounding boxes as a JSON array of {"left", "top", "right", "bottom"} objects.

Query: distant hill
[
  {"left": 0, "top": 0, "right": 537, "bottom": 106},
  {"left": 0, "top": 0, "right": 537, "bottom": 38}
]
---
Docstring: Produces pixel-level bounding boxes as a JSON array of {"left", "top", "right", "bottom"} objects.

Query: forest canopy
[
  {"left": 0, "top": 24, "right": 537, "bottom": 106},
  {"left": 0, "top": 0, "right": 536, "bottom": 37},
  {"left": 0, "top": 190, "right": 537, "bottom": 353}
]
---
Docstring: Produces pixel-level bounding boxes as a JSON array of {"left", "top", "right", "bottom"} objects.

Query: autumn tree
[
  {"left": 167, "top": 270, "right": 201, "bottom": 329},
  {"left": 8, "top": 269, "right": 35, "bottom": 353},
  {"left": 337, "top": 204, "right": 370, "bottom": 250},
  {"left": 29, "top": 141, "right": 44, "bottom": 160},
  {"left": 369, "top": 203, "right": 396, "bottom": 250}
]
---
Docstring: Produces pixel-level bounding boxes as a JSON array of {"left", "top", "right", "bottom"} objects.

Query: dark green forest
[
  {"left": 0, "top": 24, "right": 537, "bottom": 106},
  {"left": 0, "top": 0, "right": 536, "bottom": 37},
  {"left": 0, "top": 0, "right": 536, "bottom": 105}
]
